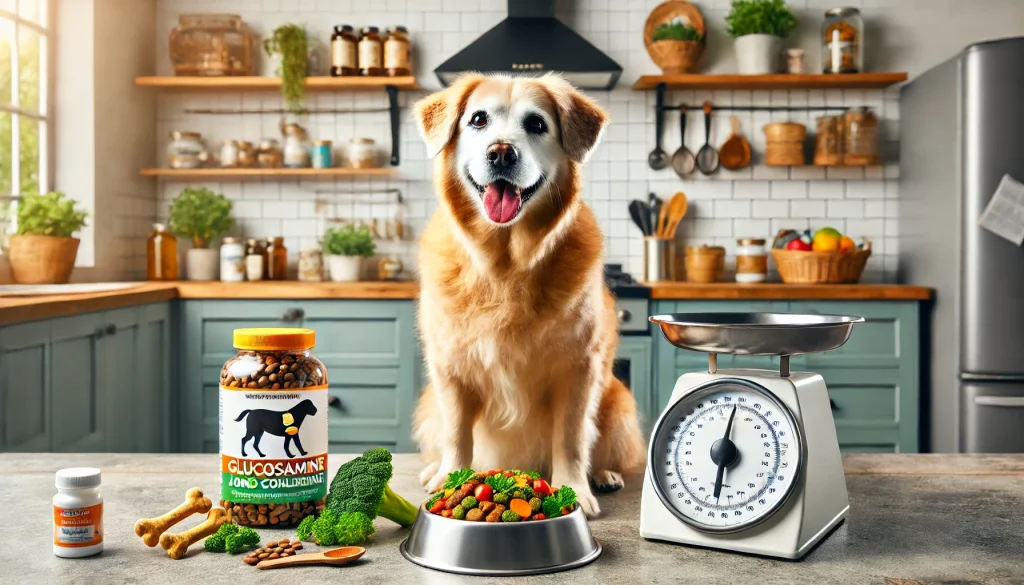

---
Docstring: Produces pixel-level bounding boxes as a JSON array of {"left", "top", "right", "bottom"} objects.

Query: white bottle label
[{"left": 358, "top": 38, "right": 381, "bottom": 69}]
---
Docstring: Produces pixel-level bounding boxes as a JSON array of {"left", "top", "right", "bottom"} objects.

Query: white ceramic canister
[
  {"left": 220, "top": 237, "right": 245, "bottom": 282},
  {"left": 735, "top": 238, "right": 768, "bottom": 283}
]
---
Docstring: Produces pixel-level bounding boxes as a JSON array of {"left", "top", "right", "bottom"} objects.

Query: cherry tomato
[
  {"left": 533, "top": 513, "right": 546, "bottom": 521},
  {"left": 474, "top": 483, "right": 494, "bottom": 502},
  {"left": 532, "top": 479, "right": 552, "bottom": 496}
]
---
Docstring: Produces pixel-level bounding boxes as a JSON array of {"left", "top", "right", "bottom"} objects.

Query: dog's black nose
[{"left": 487, "top": 143, "right": 518, "bottom": 168}]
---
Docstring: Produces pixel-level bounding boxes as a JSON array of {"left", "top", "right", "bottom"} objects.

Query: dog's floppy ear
[
  {"left": 543, "top": 74, "right": 608, "bottom": 163},
  {"left": 414, "top": 74, "right": 485, "bottom": 158}
]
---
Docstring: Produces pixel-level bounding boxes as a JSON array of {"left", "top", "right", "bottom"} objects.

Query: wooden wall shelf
[
  {"left": 140, "top": 168, "right": 396, "bottom": 180},
  {"left": 135, "top": 76, "right": 421, "bottom": 91},
  {"left": 632, "top": 73, "right": 908, "bottom": 91}
]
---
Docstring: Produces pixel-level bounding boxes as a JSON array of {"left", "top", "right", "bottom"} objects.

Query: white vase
[
  {"left": 735, "top": 34, "right": 782, "bottom": 74},
  {"left": 186, "top": 248, "right": 220, "bottom": 281},
  {"left": 327, "top": 255, "right": 361, "bottom": 282}
]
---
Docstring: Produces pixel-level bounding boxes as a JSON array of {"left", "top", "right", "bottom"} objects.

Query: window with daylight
[{"left": 0, "top": 0, "right": 49, "bottom": 246}]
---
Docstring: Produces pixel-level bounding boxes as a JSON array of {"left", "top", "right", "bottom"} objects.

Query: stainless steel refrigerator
[{"left": 900, "top": 36, "right": 1024, "bottom": 453}]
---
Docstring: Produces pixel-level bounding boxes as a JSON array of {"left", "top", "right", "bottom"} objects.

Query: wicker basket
[
  {"left": 771, "top": 242, "right": 871, "bottom": 284},
  {"left": 765, "top": 142, "right": 805, "bottom": 166},
  {"left": 644, "top": 1, "right": 706, "bottom": 74}
]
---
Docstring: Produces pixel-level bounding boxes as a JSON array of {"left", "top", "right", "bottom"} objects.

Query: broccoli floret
[
  {"left": 308, "top": 509, "right": 375, "bottom": 546},
  {"left": 460, "top": 496, "right": 478, "bottom": 510},
  {"left": 225, "top": 526, "right": 260, "bottom": 554},
  {"left": 511, "top": 486, "right": 535, "bottom": 500},
  {"left": 492, "top": 492, "right": 510, "bottom": 505},
  {"left": 296, "top": 514, "right": 316, "bottom": 541},
  {"left": 452, "top": 505, "right": 467, "bottom": 520},
  {"left": 325, "top": 447, "right": 419, "bottom": 527},
  {"left": 542, "top": 485, "right": 578, "bottom": 518},
  {"left": 500, "top": 510, "right": 522, "bottom": 522},
  {"left": 524, "top": 470, "right": 542, "bottom": 479},
  {"left": 203, "top": 522, "right": 239, "bottom": 552}
]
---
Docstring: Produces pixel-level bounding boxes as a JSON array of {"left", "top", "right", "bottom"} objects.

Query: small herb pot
[
  {"left": 734, "top": 33, "right": 781, "bottom": 74},
  {"left": 327, "top": 255, "right": 361, "bottom": 282}
]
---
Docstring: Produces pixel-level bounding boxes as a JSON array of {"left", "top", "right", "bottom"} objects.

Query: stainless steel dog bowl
[
  {"left": 400, "top": 506, "right": 601, "bottom": 576},
  {"left": 649, "top": 312, "right": 864, "bottom": 356}
]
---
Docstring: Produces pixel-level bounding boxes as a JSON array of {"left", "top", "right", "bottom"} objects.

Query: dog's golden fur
[{"left": 412, "top": 74, "right": 644, "bottom": 516}]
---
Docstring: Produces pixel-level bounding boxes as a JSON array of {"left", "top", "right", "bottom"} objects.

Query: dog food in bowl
[
  {"left": 219, "top": 328, "right": 329, "bottom": 527},
  {"left": 425, "top": 469, "right": 577, "bottom": 522}
]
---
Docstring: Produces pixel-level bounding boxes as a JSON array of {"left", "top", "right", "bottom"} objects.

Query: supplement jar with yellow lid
[{"left": 219, "top": 328, "right": 329, "bottom": 527}]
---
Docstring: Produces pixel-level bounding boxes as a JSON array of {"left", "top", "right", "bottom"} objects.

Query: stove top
[{"left": 604, "top": 264, "right": 650, "bottom": 299}]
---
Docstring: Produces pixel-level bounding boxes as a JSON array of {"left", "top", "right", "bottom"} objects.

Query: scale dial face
[{"left": 649, "top": 378, "right": 803, "bottom": 533}]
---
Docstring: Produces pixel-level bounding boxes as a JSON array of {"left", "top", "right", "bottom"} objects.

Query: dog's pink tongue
[{"left": 483, "top": 182, "right": 521, "bottom": 224}]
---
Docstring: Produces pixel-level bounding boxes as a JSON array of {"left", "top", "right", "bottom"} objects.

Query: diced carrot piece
[{"left": 509, "top": 498, "right": 533, "bottom": 519}]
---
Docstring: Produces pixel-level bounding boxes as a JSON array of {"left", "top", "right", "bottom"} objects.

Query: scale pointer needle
[{"left": 711, "top": 405, "right": 738, "bottom": 502}]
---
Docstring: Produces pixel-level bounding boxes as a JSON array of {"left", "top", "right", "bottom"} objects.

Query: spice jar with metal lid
[
  {"left": 330, "top": 25, "right": 358, "bottom": 76},
  {"left": 735, "top": 238, "right": 768, "bottom": 283},
  {"left": 822, "top": 7, "right": 863, "bottom": 74},
  {"left": 167, "top": 131, "right": 209, "bottom": 169},
  {"left": 220, "top": 328, "right": 328, "bottom": 527},
  {"left": 358, "top": 27, "right": 384, "bottom": 76},
  {"left": 383, "top": 26, "right": 411, "bottom": 76}
]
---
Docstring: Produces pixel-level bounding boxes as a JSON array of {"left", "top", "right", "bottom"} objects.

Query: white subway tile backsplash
[{"left": 150, "top": 0, "right": 901, "bottom": 280}]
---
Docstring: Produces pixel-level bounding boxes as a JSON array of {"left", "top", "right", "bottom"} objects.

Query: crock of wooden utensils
[
  {"left": 657, "top": 192, "right": 689, "bottom": 238},
  {"left": 257, "top": 546, "right": 366, "bottom": 570}
]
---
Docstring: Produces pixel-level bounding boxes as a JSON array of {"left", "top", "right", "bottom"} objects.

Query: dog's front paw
[
  {"left": 424, "top": 468, "right": 453, "bottom": 492},
  {"left": 418, "top": 461, "right": 441, "bottom": 488},
  {"left": 591, "top": 470, "right": 625, "bottom": 493}
]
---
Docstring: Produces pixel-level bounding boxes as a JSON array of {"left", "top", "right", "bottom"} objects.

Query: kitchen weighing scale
[{"left": 640, "top": 312, "right": 863, "bottom": 560}]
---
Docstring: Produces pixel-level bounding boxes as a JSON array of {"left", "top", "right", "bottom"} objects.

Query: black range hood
[{"left": 434, "top": 0, "right": 622, "bottom": 90}]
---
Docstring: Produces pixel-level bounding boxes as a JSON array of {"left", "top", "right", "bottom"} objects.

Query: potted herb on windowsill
[
  {"left": 726, "top": 0, "right": 797, "bottom": 74},
  {"left": 323, "top": 224, "right": 375, "bottom": 282},
  {"left": 264, "top": 23, "right": 314, "bottom": 112},
  {"left": 168, "top": 187, "right": 234, "bottom": 281},
  {"left": 8, "top": 191, "right": 88, "bottom": 284}
]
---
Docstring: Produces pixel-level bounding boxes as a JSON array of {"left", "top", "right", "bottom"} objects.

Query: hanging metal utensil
[
  {"left": 696, "top": 102, "right": 720, "bottom": 176},
  {"left": 719, "top": 116, "right": 752, "bottom": 170},
  {"left": 671, "top": 105, "right": 696, "bottom": 178},
  {"left": 648, "top": 86, "right": 669, "bottom": 170}
]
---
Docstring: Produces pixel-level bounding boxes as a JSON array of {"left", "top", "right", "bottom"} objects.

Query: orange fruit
[{"left": 839, "top": 236, "right": 856, "bottom": 253}]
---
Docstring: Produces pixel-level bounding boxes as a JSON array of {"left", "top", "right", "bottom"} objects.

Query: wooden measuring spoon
[
  {"left": 257, "top": 546, "right": 366, "bottom": 570},
  {"left": 719, "top": 116, "right": 751, "bottom": 170},
  {"left": 662, "top": 192, "right": 689, "bottom": 238}
]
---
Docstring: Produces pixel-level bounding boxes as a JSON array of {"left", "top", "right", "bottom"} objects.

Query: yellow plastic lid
[{"left": 233, "top": 328, "right": 315, "bottom": 351}]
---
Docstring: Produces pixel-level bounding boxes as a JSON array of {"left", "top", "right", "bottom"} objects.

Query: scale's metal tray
[{"left": 649, "top": 312, "right": 864, "bottom": 356}]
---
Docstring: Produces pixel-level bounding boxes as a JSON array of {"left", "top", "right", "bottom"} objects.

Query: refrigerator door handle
[{"left": 974, "top": 396, "right": 1024, "bottom": 408}]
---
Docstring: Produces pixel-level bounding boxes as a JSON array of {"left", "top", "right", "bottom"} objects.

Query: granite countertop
[
  {"left": 0, "top": 281, "right": 931, "bottom": 325},
  {"left": 2, "top": 453, "right": 1020, "bottom": 585}
]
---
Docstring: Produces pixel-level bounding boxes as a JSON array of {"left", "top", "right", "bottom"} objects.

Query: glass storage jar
[
  {"left": 220, "top": 328, "right": 328, "bottom": 527},
  {"left": 169, "top": 13, "right": 255, "bottom": 76},
  {"left": 220, "top": 237, "right": 245, "bottom": 282},
  {"left": 347, "top": 138, "right": 377, "bottom": 169},
  {"left": 245, "top": 238, "right": 265, "bottom": 281},
  {"left": 814, "top": 115, "right": 843, "bottom": 166},
  {"left": 843, "top": 107, "right": 879, "bottom": 166},
  {"left": 822, "top": 7, "right": 863, "bottom": 74},
  {"left": 358, "top": 27, "right": 384, "bottom": 76},
  {"left": 383, "top": 26, "right": 411, "bottom": 76},
  {"left": 146, "top": 223, "right": 178, "bottom": 281},
  {"left": 330, "top": 25, "right": 358, "bottom": 76},
  {"left": 735, "top": 238, "right": 768, "bottom": 283},
  {"left": 167, "top": 131, "right": 209, "bottom": 169}
]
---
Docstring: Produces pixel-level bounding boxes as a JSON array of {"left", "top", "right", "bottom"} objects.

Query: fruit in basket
[
  {"left": 812, "top": 232, "right": 841, "bottom": 252},
  {"left": 814, "top": 227, "right": 841, "bottom": 240},
  {"left": 839, "top": 236, "right": 856, "bottom": 253},
  {"left": 785, "top": 239, "right": 813, "bottom": 251}
]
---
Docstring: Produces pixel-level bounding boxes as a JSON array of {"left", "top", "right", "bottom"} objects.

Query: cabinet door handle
[
  {"left": 94, "top": 328, "right": 105, "bottom": 339},
  {"left": 974, "top": 396, "right": 1024, "bottom": 408},
  {"left": 106, "top": 324, "right": 117, "bottom": 335},
  {"left": 281, "top": 308, "right": 305, "bottom": 322},
  {"left": 327, "top": 395, "right": 344, "bottom": 411},
  {"left": 829, "top": 399, "right": 839, "bottom": 411}
]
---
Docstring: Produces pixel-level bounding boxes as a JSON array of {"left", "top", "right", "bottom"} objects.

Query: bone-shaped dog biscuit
[
  {"left": 134, "top": 488, "right": 212, "bottom": 547},
  {"left": 159, "top": 507, "right": 229, "bottom": 560}
]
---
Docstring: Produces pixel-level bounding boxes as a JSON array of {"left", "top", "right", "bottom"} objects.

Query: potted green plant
[
  {"left": 644, "top": 2, "right": 706, "bottom": 74},
  {"left": 264, "top": 23, "right": 312, "bottom": 112},
  {"left": 725, "top": 0, "right": 797, "bottom": 74},
  {"left": 323, "top": 224, "right": 375, "bottom": 282},
  {"left": 7, "top": 191, "right": 88, "bottom": 284},
  {"left": 168, "top": 187, "right": 234, "bottom": 281}
]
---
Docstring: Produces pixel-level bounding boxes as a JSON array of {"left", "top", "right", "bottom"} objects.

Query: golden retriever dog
[{"left": 411, "top": 73, "right": 644, "bottom": 516}]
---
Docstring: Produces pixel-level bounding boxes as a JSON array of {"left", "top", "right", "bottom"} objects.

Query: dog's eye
[
  {"left": 469, "top": 111, "right": 488, "bottom": 128},
  {"left": 524, "top": 114, "right": 547, "bottom": 134}
]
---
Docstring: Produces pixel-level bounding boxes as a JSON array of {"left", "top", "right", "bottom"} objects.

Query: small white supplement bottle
[{"left": 53, "top": 468, "right": 103, "bottom": 558}]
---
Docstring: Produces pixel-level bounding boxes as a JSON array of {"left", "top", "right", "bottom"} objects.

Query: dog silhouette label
[{"left": 220, "top": 384, "right": 329, "bottom": 505}]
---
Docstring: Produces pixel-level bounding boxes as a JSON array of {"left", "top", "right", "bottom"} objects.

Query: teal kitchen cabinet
[
  {"left": 0, "top": 303, "right": 171, "bottom": 453},
  {"left": 651, "top": 300, "right": 921, "bottom": 453},
  {"left": 177, "top": 300, "right": 418, "bottom": 454},
  {"left": 616, "top": 336, "right": 653, "bottom": 434}
]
